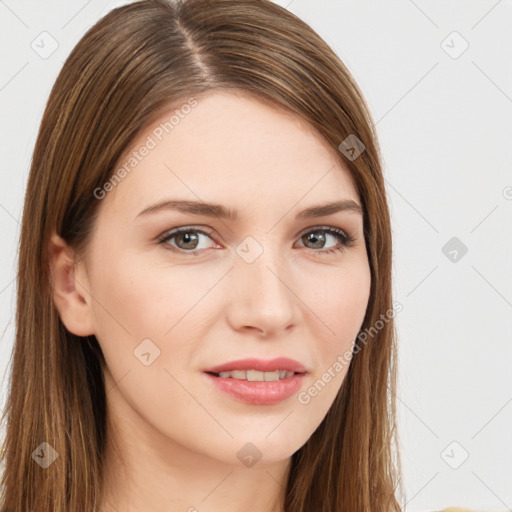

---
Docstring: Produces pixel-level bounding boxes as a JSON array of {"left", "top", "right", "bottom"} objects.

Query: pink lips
[
  {"left": 203, "top": 357, "right": 308, "bottom": 405},
  {"left": 204, "top": 357, "right": 307, "bottom": 374}
]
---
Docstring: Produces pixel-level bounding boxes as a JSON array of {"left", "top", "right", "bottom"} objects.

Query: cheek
[
  {"left": 311, "top": 262, "right": 371, "bottom": 346},
  {"left": 90, "top": 251, "right": 214, "bottom": 336},
  {"left": 292, "top": 270, "right": 370, "bottom": 431},
  {"left": 333, "top": 273, "right": 371, "bottom": 338},
  {"left": 299, "top": 262, "right": 370, "bottom": 401},
  {"left": 87, "top": 251, "right": 226, "bottom": 378}
]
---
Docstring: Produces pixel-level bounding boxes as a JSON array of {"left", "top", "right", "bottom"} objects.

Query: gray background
[{"left": 1, "top": 1, "right": 511, "bottom": 510}]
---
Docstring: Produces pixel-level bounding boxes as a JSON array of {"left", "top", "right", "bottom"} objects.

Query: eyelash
[{"left": 156, "top": 225, "right": 355, "bottom": 257}]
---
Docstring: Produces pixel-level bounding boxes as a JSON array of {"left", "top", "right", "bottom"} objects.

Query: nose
[{"left": 225, "top": 243, "right": 299, "bottom": 337}]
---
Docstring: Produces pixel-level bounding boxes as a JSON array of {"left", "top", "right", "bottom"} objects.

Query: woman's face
[{"left": 73, "top": 89, "right": 371, "bottom": 466}]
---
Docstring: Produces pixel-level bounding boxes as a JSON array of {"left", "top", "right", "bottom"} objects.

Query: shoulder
[{"left": 436, "top": 508, "right": 494, "bottom": 512}]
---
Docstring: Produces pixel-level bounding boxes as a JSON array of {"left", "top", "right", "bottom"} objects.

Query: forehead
[{"left": 104, "top": 89, "right": 359, "bottom": 220}]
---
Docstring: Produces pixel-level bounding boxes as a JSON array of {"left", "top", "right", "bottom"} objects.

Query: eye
[
  {"left": 295, "top": 226, "right": 355, "bottom": 255},
  {"left": 157, "top": 225, "right": 355, "bottom": 256},
  {"left": 157, "top": 226, "right": 218, "bottom": 255}
]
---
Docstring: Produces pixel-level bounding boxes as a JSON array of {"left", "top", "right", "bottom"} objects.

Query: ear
[{"left": 48, "top": 232, "right": 95, "bottom": 337}]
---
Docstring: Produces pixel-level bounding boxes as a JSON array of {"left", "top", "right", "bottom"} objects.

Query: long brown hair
[{"left": 0, "top": 0, "right": 403, "bottom": 510}]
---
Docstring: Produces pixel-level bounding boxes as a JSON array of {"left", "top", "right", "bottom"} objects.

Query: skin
[{"left": 49, "top": 89, "right": 371, "bottom": 512}]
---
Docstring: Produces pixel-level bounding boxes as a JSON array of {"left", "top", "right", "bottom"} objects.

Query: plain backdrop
[{"left": 0, "top": 1, "right": 511, "bottom": 510}]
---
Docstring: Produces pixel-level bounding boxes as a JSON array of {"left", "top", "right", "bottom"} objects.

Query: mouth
[
  {"left": 205, "top": 369, "right": 303, "bottom": 381},
  {"left": 203, "top": 358, "right": 308, "bottom": 405},
  {"left": 204, "top": 370, "right": 307, "bottom": 406}
]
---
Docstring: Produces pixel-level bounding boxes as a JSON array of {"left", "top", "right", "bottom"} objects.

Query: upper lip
[{"left": 204, "top": 357, "right": 308, "bottom": 374}]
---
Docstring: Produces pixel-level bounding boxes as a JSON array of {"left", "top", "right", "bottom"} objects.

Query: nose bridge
[{"left": 228, "top": 234, "right": 298, "bottom": 333}]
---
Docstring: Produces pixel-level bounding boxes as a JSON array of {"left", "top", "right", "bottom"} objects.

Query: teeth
[{"left": 217, "top": 370, "right": 295, "bottom": 381}]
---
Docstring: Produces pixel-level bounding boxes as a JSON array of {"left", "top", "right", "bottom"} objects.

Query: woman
[{"left": 0, "top": 0, "right": 403, "bottom": 510}]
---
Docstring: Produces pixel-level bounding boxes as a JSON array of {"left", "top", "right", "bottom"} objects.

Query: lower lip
[{"left": 204, "top": 372, "right": 306, "bottom": 405}]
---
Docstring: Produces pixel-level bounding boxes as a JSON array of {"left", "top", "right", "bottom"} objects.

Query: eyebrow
[{"left": 135, "top": 198, "right": 363, "bottom": 221}]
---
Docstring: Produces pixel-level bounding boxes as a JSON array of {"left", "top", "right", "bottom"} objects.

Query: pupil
[
  {"left": 179, "top": 232, "right": 198, "bottom": 249},
  {"left": 305, "top": 231, "right": 325, "bottom": 249}
]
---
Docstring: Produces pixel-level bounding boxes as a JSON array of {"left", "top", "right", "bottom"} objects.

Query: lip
[
  {"left": 204, "top": 357, "right": 308, "bottom": 374},
  {"left": 203, "top": 357, "right": 308, "bottom": 406},
  {"left": 204, "top": 372, "right": 307, "bottom": 405}
]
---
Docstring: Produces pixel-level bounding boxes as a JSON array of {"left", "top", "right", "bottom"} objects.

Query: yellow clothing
[{"left": 438, "top": 508, "right": 497, "bottom": 512}]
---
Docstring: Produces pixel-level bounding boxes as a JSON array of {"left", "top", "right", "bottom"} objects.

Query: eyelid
[
  {"left": 157, "top": 225, "right": 215, "bottom": 239},
  {"left": 158, "top": 224, "right": 351, "bottom": 239},
  {"left": 155, "top": 225, "right": 219, "bottom": 254},
  {"left": 156, "top": 224, "right": 356, "bottom": 255},
  {"left": 296, "top": 224, "right": 349, "bottom": 239}
]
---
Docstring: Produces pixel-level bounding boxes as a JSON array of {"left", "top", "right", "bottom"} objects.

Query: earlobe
[{"left": 48, "top": 232, "right": 95, "bottom": 337}]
